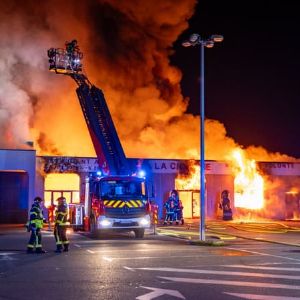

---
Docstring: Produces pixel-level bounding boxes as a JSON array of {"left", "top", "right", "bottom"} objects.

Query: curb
[
  {"left": 209, "top": 229, "right": 300, "bottom": 247},
  {"left": 156, "top": 227, "right": 300, "bottom": 248},
  {"left": 189, "top": 240, "right": 225, "bottom": 246}
]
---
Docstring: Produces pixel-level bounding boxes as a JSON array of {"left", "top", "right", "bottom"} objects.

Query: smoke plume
[{"left": 0, "top": 0, "right": 296, "bottom": 163}]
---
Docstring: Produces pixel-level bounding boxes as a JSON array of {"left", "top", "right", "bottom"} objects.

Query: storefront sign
[
  {"left": 41, "top": 157, "right": 99, "bottom": 173},
  {"left": 258, "top": 162, "right": 300, "bottom": 175},
  {"left": 40, "top": 156, "right": 300, "bottom": 176},
  {"left": 148, "top": 160, "right": 232, "bottom": 175}
]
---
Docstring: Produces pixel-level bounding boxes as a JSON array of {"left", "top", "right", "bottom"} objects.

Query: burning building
[
  {"left": 1, "top": 1, "right": 300, "bottom": 224},
  {"left": 1, "top": 149, "right": 300, "bottom": 223}
]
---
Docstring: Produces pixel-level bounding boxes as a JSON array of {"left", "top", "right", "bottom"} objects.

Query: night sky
[{"left": 172, "top": 0, "right": 300, "bottom": 159}]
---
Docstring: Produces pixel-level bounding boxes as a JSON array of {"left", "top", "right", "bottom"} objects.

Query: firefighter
[
  {"left": 219, "top": 190, "right": 233, "bottom": 220},
  {"left": 168, "top": 189, "right": 184, "bottom": 225},
  {"left": 26, "top": 197, "right": 46, "bottom": 254},
  {"left": 175, "top": 197, "right": 184, "bottom": 225},
  {"left": 54, "top": 197, "right": 70, "bottom": 253},
  {"left": 65, "top": 39, "right": 79, "bottom": 55},
  {"left": 163, "top": 190, "right": 177, "bottom": 225}
]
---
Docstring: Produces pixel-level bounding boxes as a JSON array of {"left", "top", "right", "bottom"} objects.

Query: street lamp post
[{"left": 182, "top": 34, "right": 223, "bottom": 241}]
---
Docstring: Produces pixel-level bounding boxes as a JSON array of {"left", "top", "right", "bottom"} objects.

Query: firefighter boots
[
  {"left": 55, "top": 245, "right": 63, "bottom": 253},
  {"left": 36, "top": 248, "right": 47, "bottom": 254},
  {"left": 26, "top": 247, "right": 34, "bottom": 254}
]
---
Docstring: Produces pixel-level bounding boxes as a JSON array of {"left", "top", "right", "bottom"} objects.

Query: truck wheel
[{"left": 134, "top": 229, "right": 145, "bottom": 239}]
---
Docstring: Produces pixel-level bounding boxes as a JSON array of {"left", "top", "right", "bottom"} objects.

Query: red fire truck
[{"left": 47, "top": 40, "right": 152, "bottom": 238}]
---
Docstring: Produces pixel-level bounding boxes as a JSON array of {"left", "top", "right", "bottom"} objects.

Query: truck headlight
[
  {"left": 100, "top": 219, "right": 112, "bottom": 227},
  {"left": 139, "top": 217, "right": 150, "bottom": 226}
]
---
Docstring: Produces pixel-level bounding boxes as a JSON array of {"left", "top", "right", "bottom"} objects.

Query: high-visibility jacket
[
  {"left": 55, "top": 204, "right": 69, "bottom": 226},
  {"left": 29, "top": 203, "right": 44, "bottom": 229}
]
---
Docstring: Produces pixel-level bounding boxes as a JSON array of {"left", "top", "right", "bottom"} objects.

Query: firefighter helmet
[
  {"left": 34, "top": 196, "right": 43, "bottom": 203},
  {"left": 221, "top": 190, "right": 229, "bottom": 198},
  {"left": 57, "top": 197, "right": 67, "bottom": 205},
  {"left": 170, "top": 189, "right": 178, "bottom": 197}
]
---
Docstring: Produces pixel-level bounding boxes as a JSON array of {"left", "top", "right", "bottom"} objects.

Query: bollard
[
  {"left": 83, "top": 216, "right": 90, "bottom": 232},
  {"left": 151, "top": 204, "right": 158, "bottom": 235}
]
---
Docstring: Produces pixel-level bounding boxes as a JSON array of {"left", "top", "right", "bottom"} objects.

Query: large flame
[
  {"left": 175, "top": 162, "right": 200, "bottom": 190},
  {"left": 231, "top": 149, "right": 264, "bottom": 210},
  {"left": 174, "top": 148, "right": 265, "bottom": 212}
]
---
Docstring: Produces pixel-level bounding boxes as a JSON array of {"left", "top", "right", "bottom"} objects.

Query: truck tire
[{"left": 134, "top": 228, "right": 145, "bottom": 239}]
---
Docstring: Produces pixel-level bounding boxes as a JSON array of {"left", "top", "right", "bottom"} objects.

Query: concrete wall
[{"left": 0, "top": 149, "right": 36, "bottom": 213}]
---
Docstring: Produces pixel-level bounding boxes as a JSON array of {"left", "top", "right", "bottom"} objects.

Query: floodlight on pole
[{"left": 182, "top": 33, "right": 223, "bottom": 241}]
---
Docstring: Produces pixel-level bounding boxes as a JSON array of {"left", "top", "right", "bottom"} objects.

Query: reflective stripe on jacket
[
  {"left": 55, "top": 205, "right": 69, "bottom": 226},
  {"left": 29, "top": 204, "right": 44, "bottom": 229}
]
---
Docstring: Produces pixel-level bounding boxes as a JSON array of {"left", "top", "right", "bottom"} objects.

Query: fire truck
[{"left": 47, "top": 40, "right": 151, "bottom": 238}]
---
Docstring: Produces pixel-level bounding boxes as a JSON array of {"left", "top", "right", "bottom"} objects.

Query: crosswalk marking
[
  {"left": 225, "top": 247, "right": 300, "bottom": 262},
  {"left": 223, "top": 265, "right": 300, "bottom": 272},
  {"left": 133, "top": 267, "right": 300, "bottom": 280},
  {"left": 158, "top": 276, "right": 300, "bottom": 290},
  {"left": 132, "top": 264, "right": 300, "bottom": 299},
  {"left": 224, "top": 292, "right": 300, "bottom": 300}
]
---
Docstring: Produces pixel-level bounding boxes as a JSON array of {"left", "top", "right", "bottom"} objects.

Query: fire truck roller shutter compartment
[{"left": 0, "top": 171, "right": 29, "bottom": 223}]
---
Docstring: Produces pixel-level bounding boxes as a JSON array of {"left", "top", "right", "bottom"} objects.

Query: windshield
[{"left": 100, "top": 179, "right": 146, "bottom": 199}]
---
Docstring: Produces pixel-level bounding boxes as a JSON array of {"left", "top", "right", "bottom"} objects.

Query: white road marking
[
  {"left": 74, "top": 244, "right": 81, "bottom": 248},
  {"left": 131, "top": 267, "right": 300, "bottom": 280},
  {"left": 260, "top": 262, "right": 300, "bottom": 266},
  {"left": 0, "top": 253, "right": 17, "bottom": 261},
  {"left": 224, "top": 292, "right": 300, "bottom": 299},
  {"left": 223, "top": 265, "right": 300, "bottom": 272},
  {"left": 96, "top": 255, "right": 203, "bottom": 261},
  {"left": 0, "top": 256, "right": 17, "bottom": 261},
  {"left": 225, "top": 247, "right": 300, "bottom": 262},
  {"left": 123, "top": 266, "right": 135, "bottom": 272},
  {"left": 136, "top": 286, "right": 185, "bottom": 300},
  {"left": 103, "top": 256, "right": 113, "bottom": 262},
  {"left": 74, "top": 248, "right": 202, "bottom": 253},
  {"left": 159, "top": 276, "right": 300, "bottom": 290},
  {"left": 86, "top": 249, "right": 95, "bottom": 254}
]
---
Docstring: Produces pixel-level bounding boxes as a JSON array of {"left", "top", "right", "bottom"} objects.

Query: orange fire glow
[
  {"left": 231, "top": 149, "right": 264, "bottom": 210},
  {"left": 175, "top": 163, "right": 200, "bottom": 190},
  {"left": 174, "top": 148, "right": 265, "bottom": 212}
]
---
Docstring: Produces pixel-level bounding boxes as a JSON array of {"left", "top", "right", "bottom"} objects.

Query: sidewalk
[{"left": 155, "top": 219, "right": 300, "bottom": 247}]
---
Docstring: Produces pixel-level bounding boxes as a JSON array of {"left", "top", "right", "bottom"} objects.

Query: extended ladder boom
[{"left": 47, "top": 40, "right": 130, "bottom": 175}]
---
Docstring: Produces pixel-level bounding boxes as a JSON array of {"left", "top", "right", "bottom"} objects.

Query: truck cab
[{"left": 89, "top": 176, "right": 151, "bottom": 238}]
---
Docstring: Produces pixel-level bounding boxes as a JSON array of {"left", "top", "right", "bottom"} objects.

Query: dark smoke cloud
[
  {"left": 0, "top": 0, "right": 295, "bottom": 163},
  {"left": 0, "top": 0, "right": 198, "bottom": 157}
]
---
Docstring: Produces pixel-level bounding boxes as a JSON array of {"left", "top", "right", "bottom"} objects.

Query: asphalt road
[{"left": 1, "top": 226, "right": 300, "bottom": 300}]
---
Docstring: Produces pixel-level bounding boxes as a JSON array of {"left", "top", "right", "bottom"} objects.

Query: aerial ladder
[
  {"left": 47, "top": 40, "right": 151, "bottom": 238},
  {"left": 48, "top": 39, "right": 129, "bottom": 176}
]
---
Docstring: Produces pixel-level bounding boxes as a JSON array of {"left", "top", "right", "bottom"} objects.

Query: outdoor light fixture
[
  {"left": 211, "top": 35, "right": 224, "bottom": 42},
  {"left": 182, "top": 33, "right": 223, "bottom": 241}
]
